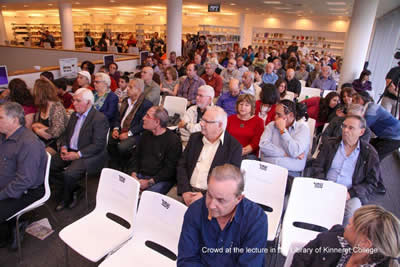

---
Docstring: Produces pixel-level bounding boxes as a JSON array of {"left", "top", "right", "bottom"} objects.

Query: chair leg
[
  {"left": 85, "top": 173, "right": 89, "bottom": 212},
  {"left": 65, "top": 243, "right": 69, "bottom": 267},
  {"left": 16, "top": 216, "right": 22, "bottom": 262}
]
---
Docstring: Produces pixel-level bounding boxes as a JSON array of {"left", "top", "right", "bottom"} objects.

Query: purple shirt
[
  {"left": 311, "top": 76, "right": 337, "bottom": 91},
  {"left": 177, "top": 75, "right": 206, "bottom": 104},
  {"left": 216, "top": 91, "right": 243, "bottom": 116}
]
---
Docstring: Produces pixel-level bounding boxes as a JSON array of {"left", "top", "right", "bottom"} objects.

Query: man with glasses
[
  {"left": 220, "top": 59, "right": 241, "bottom": 93},
  {"left": 309, "top": 115, "right": 380, "bottom": 225},
  {"left": 177, "top": 106, "right": 242, "bottom": 206}
]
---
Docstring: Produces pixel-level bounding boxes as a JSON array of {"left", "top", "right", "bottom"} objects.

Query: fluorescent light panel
[
  {"left": 264, "top": 1, "right": 281, "bottom": 4},
  {"left": 326, "top": 1, "right": 346, "bottom": 5}
]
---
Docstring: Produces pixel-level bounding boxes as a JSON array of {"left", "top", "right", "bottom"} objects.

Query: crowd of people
[{"left": 1, "top": 33, "right": 400, "bottom": 266}]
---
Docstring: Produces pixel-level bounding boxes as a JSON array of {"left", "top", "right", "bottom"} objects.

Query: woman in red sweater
[
  {"left": 227, "top": 94, "right": 264, "bottom": 159},
  {"left": 255, "top": 83, "right": 280, "bottom": 126}
]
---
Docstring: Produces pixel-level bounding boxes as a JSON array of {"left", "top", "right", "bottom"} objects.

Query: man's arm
[
  {"left": 129, "top": 101, "right": 152, "bottom": 136},
  {"left": 79, "top": 113, "right": 109, "bottom": 158},
  {"left": 177, "top": 136, "right": 195, "bottom": 195},
  {"left": 309, "top": 141, "right": 330, "bottom": 179},
  {"left": 280, "top": 123, "right": 309, "bottom": 158},
  {"left": 259, "top": 123, "right": 286, "bottom": 157},
  {"left": 153, "top": 134, "right": 182, "bottom": 183}
]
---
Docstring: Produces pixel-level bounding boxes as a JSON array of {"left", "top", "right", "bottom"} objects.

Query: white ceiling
[{"left": 0, "top": 0, "right": 399, "bottom": 19}]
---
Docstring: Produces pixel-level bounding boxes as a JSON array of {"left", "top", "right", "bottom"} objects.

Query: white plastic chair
[
  {"left": 7, "top": 152, "right": 52, "bottom": 261},
  {"left": 298, "top": 87, "right": 321, "bottom": 102},
  {"left": 283, "top": 91, "right": 295, "bottom": 101},
  {"left": 99, "top": 191, "right": 187, "bottom": 267},
  {"left": 283, "top": 242, "right": 307, "bottom": 267},
  {"left": 241, "top": 160, "right": 288, "bottom": 242},
  {"left": 280, "top": 177, "right": 347, "bottom": 256},
  {"left": 128, "top": 47, "right": 139, "bottom": 55},
  {"left": 322, "top": 90, "right": 335, "bottom": 98},
  {"left": 299, "top": 80, "right": 306, "bottom": 88},
  {"left": 59, "top": 168, "right": 140, "bottom": 263},
  {"left": 304, "top": 118, "right": 316, "bottom": 153},
  {"left": 312, "top": 123, "right": 329, "bottom": 159},
  {"left": 163, "top": 96, "right": 188, "bottom": 118}
]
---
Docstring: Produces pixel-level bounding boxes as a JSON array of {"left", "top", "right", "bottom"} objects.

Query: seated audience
[
  {"left": 201, "top": 62, "right": 223, "bottom": 98},
  {"left": 141, "top": 66, "right": 161, "bottom": 106},
  {"left": 127, "top": 106, "right": 182, "bottom": 194},
  {"left": 179, "top": 85, "right": 214, "bottom": 146},
  {"left": 273, "top": 58, "right": 286, "bottom": 80},
  {"left": 32, "top": 79, "right": 68, "bottom": 154},
  {"left": 178, "top": 164, "right": 268, "bottom": 266},
  {"left": 108, "top": 79, "right": 152, "bottom": 169},
  {"left": 54, "top": 78, "right": 73, "bottom": 109},
  {"left": 252, "top": 51, "right": 268, "bottom": 69},
  {"left": 352, "top": 69, "right": 372, "bottom": 93},
  {"left": 275, "top": 79, "right": 291, "bottom": 101},
  {"left": 0, "top": 102, "right": 48, "bottom": 250},
  {"left": 72, "top": 61, "right": 95, "bottom": 92},
  {"left": 241, "top": 71, "right": 261, "bottom": 99},
  {"left": 262, "top": 63, "right": 278, "bottom": 85},
  {"left": 50, "top": 88, "right": 109, "bottom": 211},
  {"left": 254, "top": 66, "right": 264, "bottom": 86},
  {"left": 216, "top": 78, "right": 242, "bottom": 116},
  {"left": 310, "top": 115, "right": 380, "bottom": 225},
  {"left": 337, "top": 87, "right": 356, "bottom": 116},
  {"left": 295, "top": 62, "right": 309, "bottom": 81},
  {"left": 255, "top": 83, "right": 279, "bottom": 126},
  {"left": 160, "top": 66, "right": 179, "bottom": 99},
  {"left": 177, "top": 64, "right": 206, "bottom": 105},
  {"left": 114, "top": 75, "right": 129, "bottom": 103},
  {"left": 108, "top": 62, "right": 120, "bottom": 84},
  {"left": 220, "top": 59, "right": 241, "bottom": 93},
  {"left": 227, "top": 94, "right": 264, "bottom": 159},
  {"left": 236, "top": 56, "right": 249, "bottom": 78},
  {"left": 311, "top": 65, "right": 337, "bottom": 91},
  {"left": 307, "top": 61, "right": 321, "bottom": 87},
  {"left": 177, "top": 106, "right": 242, "bottom": 206},
  {"left": 8, "top": 78, "right": 36, "bottom": 129},
  {"left": 259, "top": 100, "right": 310, "bottom": 177},
  {"left": 194, "top": 54, "right": 205, "bottom": 77},
  {"left": 76, "top": 71, "right": 94, "bottom": 91},
  {"left": 98, "top": 65, "right": 118, "bottom": 91},
  {"left": 292, "top": 205, "right": 400, "bottom": 266},
  {"left": 285, "top": 68, "right": 302, "bottom": 98},
  {"left": 93, "top": 72, "right": 119, "bottom": 125},
  {"left": 175, "top": 56, "right": 186, "bottom": 77},
  {"left": 39, "top": 71, "right": 54, "bottom": 82}
]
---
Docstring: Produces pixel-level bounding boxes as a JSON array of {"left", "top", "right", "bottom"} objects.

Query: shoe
[
  {"left": 9, "top": 221, "right": 29, "bottom": 251},
  {"left": 55, "top": 201, "right": 67, "bottom": 212},
  {"left": 68, "top": 189, "right": 82, "bottom": 209},
  {"left": 375, "top": 182, "right": 386, "bottom": 195}
]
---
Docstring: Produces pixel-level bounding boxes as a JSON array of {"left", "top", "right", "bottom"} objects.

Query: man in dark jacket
[{"left": 310, "top": 115, "right": 380, "bottom": 225}]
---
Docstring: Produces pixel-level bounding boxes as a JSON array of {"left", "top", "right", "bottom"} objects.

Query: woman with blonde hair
[
  {"left": 292, "top": 205, "right": 400, "bottom": 267},
  {"left": 32, "top": 79, "right": 68, "bottom": 154}
]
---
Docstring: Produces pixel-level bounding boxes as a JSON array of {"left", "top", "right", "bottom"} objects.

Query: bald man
[
  {"left": 262, "top": 63, "right": 278, "bottom": 84},
  {"left": 216, "top": 78, "right": 242, "bottom": 116},
  {"left": 141, "top": 66, "right": 161, "bottom": 106},
  {"left": 285, "top": 68, "right": 302, "bottom": 97}
]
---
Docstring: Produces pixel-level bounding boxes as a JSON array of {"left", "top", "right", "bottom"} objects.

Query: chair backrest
[
  {"left": 283, "top": 91, "right": 295, "bottom": 101},
  {"left": 280, "top": 177, "right": 347, "bottom": 256},
  {"left": 299, "top": 80, "right": 306, "bottom": 88},
  {"left": 283, "top": 242, "right": 307, "bottom": 267},
  {"left": 304, "top": 118, "right": 316, "bottom": 152},
  {"left": 163, "top": 96, "right": 188, "bottom": 118},
  {"left": 322, "top": 90, "right": 335, "bottom": 98},
  {"left": 134, "top": 191, "right": 187, "bottom": 253},
  {"left": 298, "top": 87, "right": 321, "bottom": 102},
  {"left": 128, "top": 47, "right": 139, "bottom": 55},
  {"left": 95, "top": 168, "right": 140, "bottom": 230},
  {"left": 241, "top": 160, "right": 288, "bottom": 241}
]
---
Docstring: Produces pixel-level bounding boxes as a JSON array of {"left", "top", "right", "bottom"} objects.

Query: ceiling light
[
  {"left": 118, "top": 7, "right": 136, "bottom": 10},
  {"left": 145, "top": 6, "right": 165, "bottom": 10},
  {"left": 90, "top": 8, "right": 112, "bottom": 11},
  {"left": 24, "top": 5, "right": 29, "bottom": 7},
  {"left": 110, "top": 0, "right": 116, "bottom": 2},
  {"left": 183, "top": 5, "right": 203, "bottom": 9},
  {"left": 2, "top": 5, "right": 6, "bottom": 8},
  {"left": 245, "top": 8, "right": 249, "bottom": 10},
  {"left": 263, "top": 1, "right": 281, "bottom": 4},
  {"left": 274, "top": 7, "right": 291, "bottom": 10},
  {"left": 48, "top": 3, "right": 53, "bottom": 6},
  {"left": 284, "top": 11, "right": 297, "bottom": 14},
  {"left": 326, "top": 1, "right": 346, "bottom": 5},
  {"left": 329, "top": 8, "right": 346, "bottom": 11},
  {"left": 75, "top": 2, "right": 80, "bottom": 4},
  {"left": 230, "top": 3, "right": 236, "bottom": 5}
]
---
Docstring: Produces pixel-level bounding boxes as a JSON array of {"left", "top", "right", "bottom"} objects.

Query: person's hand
[
  {"left": 139, "top": 179, "right": 152, "bottom": 191},
  {"left": 346, "top": 192, "right": 351, "bottom": 201},
  {"left": 119, "top": 132, "right": 129, "bottom": 141},
  {"left": 182, "top": 192, "right": 203, "bottom": 206},
  {"left": 275, "top": 117, "right": 286, "bottom": 131},
  {"left": 0, "top": 89, "right": 10, "bottom": 99},
  {"left": 242, "top": 146, "right": 253, "bottom": 156},
  {"left": 178, "top": 120, "right": 186, "bottom": 129},
  {"left": 336, "top": 108, "right": 345, "bottom": 117},
  {"left": 112, "top": 129, "right": 119, "bottom": 139},
  {"left": 297, "top": 152, "right": 305, "bottom": 160},
  {"left": 62, "top": 152, "right": 80, "bottom": 161}
]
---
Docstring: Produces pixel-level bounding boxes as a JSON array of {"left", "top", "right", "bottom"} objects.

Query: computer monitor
[
  {"left": 140, "top": 51, "right": 149, "bottom": 66},
  {"left": 103, "top": 55, "right": 115, "bottom": 67},
  {"left": 0, "top": 65, "right": 9, "bottom": 88}
]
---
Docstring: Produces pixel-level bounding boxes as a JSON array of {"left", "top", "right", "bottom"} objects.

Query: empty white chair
[
  {"left": 322, "top": 90, "right": 335, "bottom": 98},
  {"left": 280, "top": 177, "right": 347, "bottom": 256},
  {"left": 7, "top": 152, "right": 52, "bottom": 261},
  {"left": 241, "top": 160, "right": 288, "bottom": 241},
  {"left": 163, "top": 96, "right": 188, "bottom": 118},
  {"left": 283, "top": 91, "right": 295, "bottom": 101},
  {"left": 99, "top": 191, "right": 187, "bottom": 267},
  {"left": 128, "top": 46, "right": 139, "bottom": 55},
  {"left": 298, "top": 87, "right": 321, "bottom": 102},
  {"left": 283, "top": 242, "right": 307, "bottom": 267},
  {"left": 59, "top": 168, "right": 140, "bottom": 263},
  {"left": 299, "top": 80, "right": 306, "bottom": 88},
  {"left": 303, "top": 118, "right": 316, "bottom": 153}
]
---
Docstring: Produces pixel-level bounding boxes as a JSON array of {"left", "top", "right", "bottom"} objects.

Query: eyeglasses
[
  {"left": 196, "top": 94, "right": 209, "bottom": 98},
  {"left": 94, "top": 80, "right": 104, "bottom": 84},
  {"left": 200, "top": 118, "right": 218, "bottom": 124}
]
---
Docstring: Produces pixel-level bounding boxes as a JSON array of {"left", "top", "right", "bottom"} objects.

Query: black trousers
[
  {"left": 107, "top": 136, "right": 136, "bottom": 171},
  {"left": 50, "top": 153, "right": 87, "bottom": 203},
  {"left": 370, "top": 138, "right": 400, "bottom": 161}
]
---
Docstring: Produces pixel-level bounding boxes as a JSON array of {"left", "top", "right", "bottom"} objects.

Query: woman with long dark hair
[{"left": 8, "top": 78, "right": 36, "bottom": 129}]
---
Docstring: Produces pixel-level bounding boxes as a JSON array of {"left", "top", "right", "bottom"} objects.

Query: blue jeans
[{"left": 137, "top": 174, "right": 174, "bottom": 195}]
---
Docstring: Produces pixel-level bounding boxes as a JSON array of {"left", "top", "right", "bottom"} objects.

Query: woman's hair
[
  {"left": 359, "top": 69, "right": 371, "bottom": 80},
  {"left": 165, "top": 66, "right": 177, "bottom": 81},
  {"left": 340, "top": 87, "right": 356, "bottom": 101},
  {"left": 235, "top": 94, "right": 256, "bottom": 115},
  {"left": 318, "top": 91, "right": 340, "bottom": 122},
  {"left": 254, "top": 66, "right": 264, "bottom": 76},
  {"left": 352, "top": 205, "right": 400, "bottom": 267},
  {"left": 260, "top": 83, "right": 279, "bottom": 105},
  {"left": 8, "top": 78, "right": 35, "bottom": 106},
  {"left": 101, "top": 32, "right": 107, "bottom": 39},
  {"left": 33, "top": 79, "right": 59, "bottom": 112},
  {"left": 80, "top": 60, "right": 95, "bottom": 75},
  {"left": 275, "top": 78, "right": 287, "bottom": 98},
  {"left": 280, "top": 99, "right": 308, "bottom": 121},
  {"left": 40, "top": 71, "right": 54, "bottom": 82}
]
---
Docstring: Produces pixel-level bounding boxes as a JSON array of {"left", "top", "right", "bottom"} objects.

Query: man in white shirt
[
  {"left": 241, "top": 71, "right": 261, "bottom": 100},
  {"left": 236, "top": 56, "right": 249, "bottom": 79}
]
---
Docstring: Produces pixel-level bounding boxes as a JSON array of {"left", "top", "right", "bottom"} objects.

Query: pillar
[
  {"left": 239, "top": 13, "right": 245, "bottom": 49},
  {"left": 167, "top": 0, "right": 182, "bottom": 56},
  {"left": 339, "top": 0, "right": 379, "bottom": 88},
  {"left": 58, "top": 1, "right": 75, "bottom": 50},
  {"left": 0, "top": 8, "right": 8, "bottom": 45}
]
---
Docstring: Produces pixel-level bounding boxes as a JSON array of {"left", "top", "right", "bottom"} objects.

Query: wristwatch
[{"left": 280, "top": 129, "right": 286, "bottom": 135}]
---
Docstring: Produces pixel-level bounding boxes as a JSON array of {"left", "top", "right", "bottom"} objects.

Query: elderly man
[
  {"left": 236, "top": 56, "right": 249, "bottom": 78},
  {"left": 273, "top": 58, "right": 286, "bottom": 80},
  {"left": 310, "top": 115, "right": 380, "bottom": 225},
  {"left": 285, "top": 68, "right": 302, "bottom": 98},
  {"left": 311, "top": 65, "right": 337, "bottom": 91},
  {"left": 201, "top": 62, "right": 223, "bottom": 98},
  {"left": 194, "top": 54, "right": 205, "bottom": 77},
  {"left": 178, "top": 164, "right": 268, "bottom": 266},
  {"left": 50, "top": 88, "right": 109, "bottom": 211},
  {"left": 159, "top": 59, "right": 178, "bottom": 82},
  {"left": 177, "top": 63, "right": 206, "bottom": 105},
  {"left": 216, "top": 78, "right": 242, "bottom": 116},
  {"left": 262, "top": 63, "right": 278, "bottom": 85},
  {"left": 220, "top": 59, "right": 241, "bottom": 93},
  {"left": 176, "top": 106, "right": 242, "bottom": 206},
  {"left": 108, "top": 79, "right": 153, "bottom": 170},
  {"left": 127, "top": 106, "right": 182, "bottom": 194},
  {"left": 0, "top": 102, "right": 47, "bottom": 249},
  {"left": 179, "top": 85, "right": 214, "bottom": 146},
  {"left": 241, "top": 71, "right": 261, "bottom": 99},
  {"left": 141, "top": 66, "right": 161, "bottom": 106}
]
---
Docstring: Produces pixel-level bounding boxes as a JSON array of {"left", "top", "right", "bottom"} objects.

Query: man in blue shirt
[
  {"left": 178, "top": 164, "right": 268, "bottom": 266},
  {"left": 262, "top": 63, "right": 278, "bottom": 85},
  {"left": 311, "top": 66, "right": 337, "bottom": 91},
  {"left": 216, "top": 78, "right": 242, "bottom": 116}
]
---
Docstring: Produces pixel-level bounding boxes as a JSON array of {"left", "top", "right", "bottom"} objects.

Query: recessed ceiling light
[
  {"left": 75, "top": 2, "right": 80, "bottom": 4},
  {"left": 24, "top": 5, "right": 29, "bottom": 7},
  {"left": 245, "top": 8, "right": 249, "bottom": 10},
  {"left": 230, "top": 3, "right": 236, "bottom": 5},
  {"left": 110, "top": 0, "right": 116, "bottom": 2},
  {"left": 2, "top": 5, "right": 6, "bottom": 8},
  {"left": 326, "top": 1, "right": 346, "bottom": 5},
  {"left": 329, "top": 8, "right": 347, "bottom": 11},
  {"left": 263, "top": 1, "right": 281, "bottom": 4},
  {"left": 274, "top": 7, "right": 291, "bottom": 10},
  {"left": 48, "top": 3, "right": 53, "bottom": 6}
]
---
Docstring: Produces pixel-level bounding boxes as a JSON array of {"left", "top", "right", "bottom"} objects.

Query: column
[
  {"left": 167, "top": 0, "right": 182, "bottom": 56},
  {"left": 339, "top": 0, "right": 379, "bottom": 88},
  {"left": 58, "top": 1, "right": 75, "bottom": 50},
  {"left": 0, "top": 8, "right": 8, "bottom": 45},
  {"left": 239, "top": 13, "right": 245, "bottom": 49}
]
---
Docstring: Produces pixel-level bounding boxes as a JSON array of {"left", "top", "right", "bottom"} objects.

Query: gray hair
[
  {"left": 206, "top": 105, "right": 227, "bottom": 130},
  {"left": 75, "top": 88, "right": 94, "bottom": 105},
  {"left": 347, "top": 104, "right": 364, "bottom": 116},
  {"left": 95, "top": 72, "right": 111, "bottom": 88},
  {"left": 244, "top": 71, "right": 254, "bottom": 80},
  {"left": 198, "top": 85, "right": 215, "bottom": 99},
  {"left": 345, "top": 114, "right": 367, "bottom": 129},
  {"left": 0, "top": 101, "right": 25, "bottom": 126},
  {"left": 130, "top": 78, "right": 145, "bottom": 92},
  {"left": 204, "top": 62, "right": 217, "bottom": 71},
  {"left": 207, "top": 164, "right": 245, "bottom": 197},
  {"left": 153, "top": 106, "right": 169, "bottom": 128}
]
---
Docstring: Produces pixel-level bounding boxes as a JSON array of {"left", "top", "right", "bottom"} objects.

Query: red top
[
  {"left": 255, "top": 100, "right": 277, "bottom": 126},
  {"left": 227, "top": 114, "right": 265, "bottom": 156},
  {"left": 58, "top": 92, "right": 73, "bottom": 109},
  {"left": 110, "top": 76, "right": 118, "bottom": 92},
  {"left": 301, "top": 96, "right": 325, "bottom": 127},
  {"left": 23, "top": 105, "right": 37, "bottom": 115},
  {"left": 201, "top": 73, "right": 223, "bottom": 97},
  {"left": 127, "top": 39, "right": 137, "bottom": 46}
]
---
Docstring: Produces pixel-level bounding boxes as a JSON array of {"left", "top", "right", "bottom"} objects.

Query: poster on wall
[
  {"left": 140, "top": 51, "right": 149, "bottom": 66},
  {"left": 59, "top": 58, "right": 78, "bottom": 77}
]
